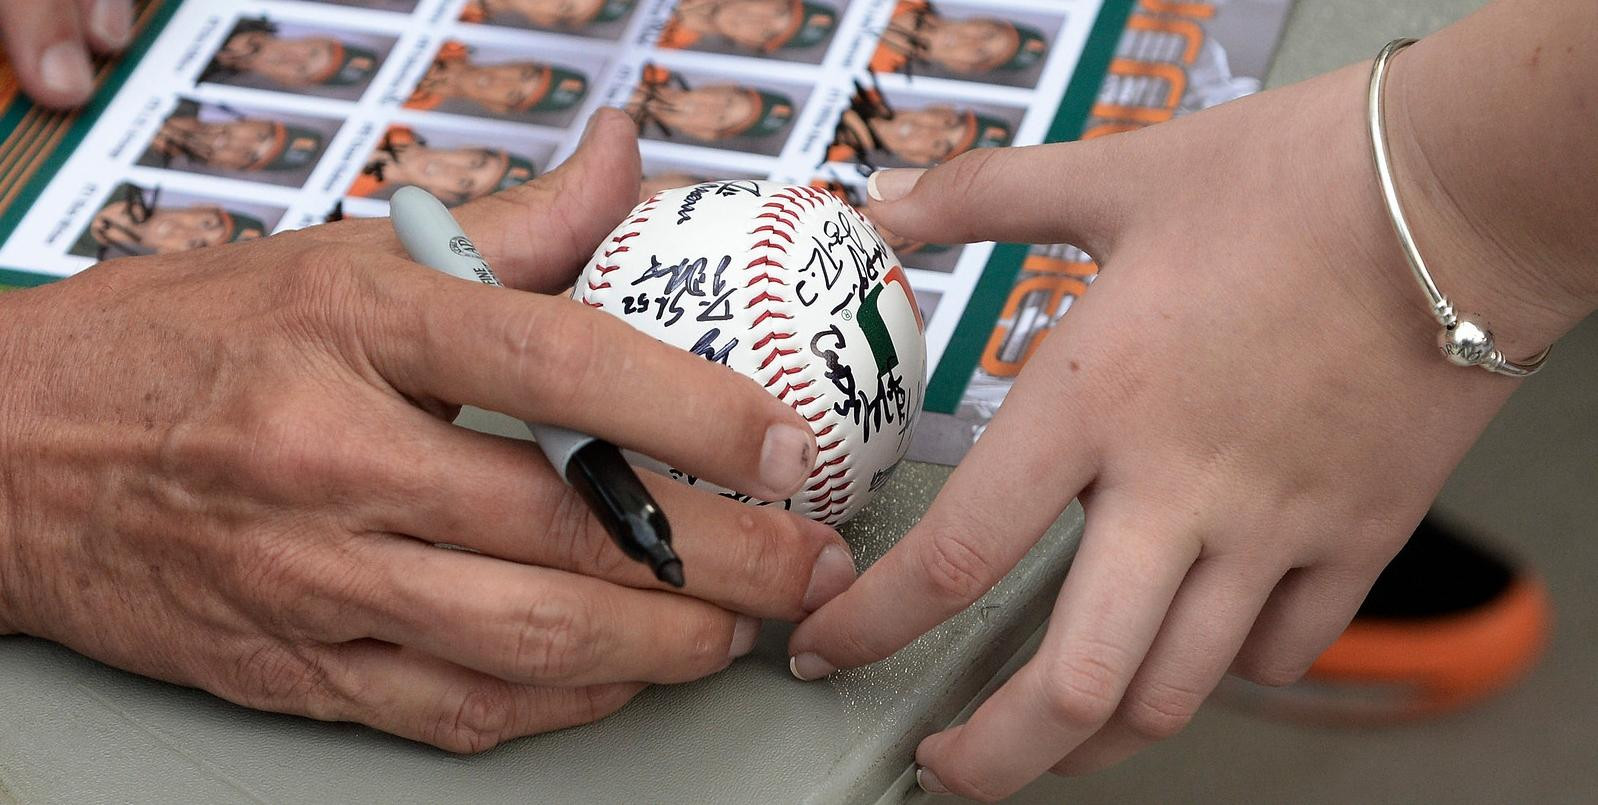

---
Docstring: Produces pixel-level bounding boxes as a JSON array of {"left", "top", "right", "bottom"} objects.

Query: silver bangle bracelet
[{"left": 1367, "top": 38, "right": 1551, "bottom": 377}]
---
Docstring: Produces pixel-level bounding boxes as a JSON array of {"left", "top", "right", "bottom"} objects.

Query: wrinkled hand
[
  {"left": 788, "top": 65, "right": 1545, "bottom": 799},
  {"left": 0, "top": 0, "right": 132, "bottom": 109},
  {"left": 0, "top": 110, "right": 857, "bottom": 751}
]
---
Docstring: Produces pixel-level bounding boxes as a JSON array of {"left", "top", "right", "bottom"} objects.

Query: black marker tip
[{"left": 656, "top": 559, "right": 686, "bottom": 589}]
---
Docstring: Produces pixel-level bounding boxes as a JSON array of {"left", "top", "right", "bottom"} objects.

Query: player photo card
[
  {"left": 68, "top": 182, "right": 283, "bottom": 260},
  {"left": 347, "top": 124, "right": 555, "bottom": 206},
  {"left": 826, "top": 78, "right": 1021, "bottom": 171},
  {"left": 460, "top": 0, "right": 639, "bottom": 40},
  {"left": 626, "top": 65, "right": 808, "bottom": 157},
  {"left": 657, "top": 0, "right": 847, "bottom": 65},
  {"left": 810, "top": 176, "right": 963, "bottom": 273},
  {"left": 303, "top": 0, "right": 421, "bottom": 11},
  {"left": 870, "top": 1, "right": 1058, "bottom": 89},
  {"left": 134, "top": 98, "right": 340, "bottom": 188},
  {"left": 639, "top": 156, "right": 765, "bottom": 202},
  {"left": 199, "top": 16, "right": 393, "bottom": 101},
  {"left": 404, "top": 41, "right": 594, "bottom": 127}
]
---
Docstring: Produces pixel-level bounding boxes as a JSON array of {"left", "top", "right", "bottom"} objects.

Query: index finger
[
  {"left": 362, "top": 260, "right": 817, "bottom": 502},
  {"left": 786, "top": 343, "right": 1098, "bottom": 675},
  {"left": 863, "top": 135, "right": 1138, "bottom": 255}
]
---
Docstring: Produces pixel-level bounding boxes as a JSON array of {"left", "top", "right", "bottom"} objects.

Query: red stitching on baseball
[
  {"left": 752, "top": 331, "right": 795, "bottom": 349},
  {"left": 763, "top": 365, "right": 802, "bottom": 387},
  {"left": 755, "top": 213, "right": 796, "bottom": 229},
  {"left": 768, "top": 207, "right": 801, "bottom": 225},
  {"left": 746, "top": 256, "right": 783, "bottom": 270},
  {"left": 777, "top": 380, "right": 814, "bottom": 402},
  {"left": 750, "top": 240, "right": 788, "bottom": 253},
  {"left": 746, "top": 272, "right": 787, "bottom": 287},
  {"left": 806, "top": 467, "right": 846, "bottom": 487},
  {"left": 587, "top": 280, "right": 609, "bottom": 290},
  {"left": 750, "top": 225, "right": 794, "bottom": 243},
  {"left": 752, "top": 310, "right": 792, "bottom": 327},
  {"left": 612, "top": 231, "right": 641, "bottom": 243},
  {"left": 758, "top": 347, "right": 798, "bottom": 370},
  {"left": 746, "top": 291, "right": 786, "bottom": 307}
]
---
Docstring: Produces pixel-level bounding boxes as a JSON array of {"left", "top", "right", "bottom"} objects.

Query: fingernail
[
  {"left": 91, "top": 0, "right": 133, "bottom": 49},
  {"left": 915, "top": 767, "right": 949, "bottom": 794},
  {"left": 788, "top": 652, "right": 835, "bottom": 681},
  {"left": 759, "top": 423, "right": 814, "bottom": 498},
  {"left": 867, "top": 169, "right": 925, "bottom": 203},
  {"left": 729, "top": 616, "right": 760, "bottom": 660},
  {"left": 39, "top": 42, "right": 93, "bottom": 99},
  {"left": 802, "top": 544, "right": 857, "bottom": 612}
]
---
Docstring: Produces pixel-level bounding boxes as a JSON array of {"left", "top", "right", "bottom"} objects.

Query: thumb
[
  {"left": 863, "top": 138, "right": 1134, "bottom": 256},
  {"left": 452, "top": 107, "right": 643, "bottom": 292}
]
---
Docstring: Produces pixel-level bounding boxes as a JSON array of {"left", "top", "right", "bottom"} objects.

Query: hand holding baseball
[
  {"left": 0, "top": 0, "right": 133, "bottom": 108},
  {"left": 0, "top": 111, "right": 857, "bottom": 751},
  {"left": 787, "top": 9, "right": 1598, "bottom": 797}
]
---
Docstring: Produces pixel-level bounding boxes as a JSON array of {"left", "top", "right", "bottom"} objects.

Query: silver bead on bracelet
[{"left": 1367, "top": 38, "right": 1551, "bottom": 377}]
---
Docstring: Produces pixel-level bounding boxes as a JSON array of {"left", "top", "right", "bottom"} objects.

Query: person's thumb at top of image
[{"left": 864, "top": 137, "right": 1138, "bottom": 257}]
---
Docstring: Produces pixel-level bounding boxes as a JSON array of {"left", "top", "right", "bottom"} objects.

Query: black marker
[{"left": 389, "top": 186, "right": 683, "bottom": 587}]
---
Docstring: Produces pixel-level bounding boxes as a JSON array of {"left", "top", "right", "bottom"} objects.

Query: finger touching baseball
[
  {"left": 911, "top": 503, "right": 1197, "bottom": 801},
  {"left": 331, "top": 538, "right": 759, "bottom": 687},
  {"left": 0, "top": 0, "right": 94, "bottom": 109},
  {"left": 788, "top": 355, "right": 1095, "bottom": 674},
  {"left": 326, "top": 641, "right": 642, "bottom": 753},
  {"left": 367, "top": 266, "right": 817, "bottom": 501},
  {"left": 863, "top": 136, "right": 1135, "bottom": 253},
  {"left": 362, "top": 408, "right": 853, "bottom": 620}
]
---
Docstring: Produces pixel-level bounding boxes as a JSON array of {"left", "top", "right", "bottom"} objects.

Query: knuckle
[
  {"left": 1122, "top": 678, "right": 1205, "bottom": 741},
  {"left": 682, "top": 615, "right": 735, "bottom": 676},
  {"left": 278, "top": 247, "right": 368, "bottom": 326},
  {"left": 511, "top": 595, "right": 597, "bottom": 683},
  {"left": 1034, "top": 654, "right": 1126, "bottom": 728},
  {"left": 230, "top": 529, "right": 371, "bottom": 638},
  {"left": 737, "top": 509, "right": 810, "bottom": 608},
  {"left": 434, "top": 684, "right": 514, "bottom": 754},
  {"left": 221, "top": 642, "right": 331, "bottom": 713},
  {"left": 933, "top": 150, "right": 998, "bottom": 232},
  {"left": 225, "top": 393, "right": 367, "bottom": 501},
  {"left": 548, "top": 484, "right": 631, "bottom": 579},
  {"left": 915, "top": 519, "right": 998, "bottom": 605}
]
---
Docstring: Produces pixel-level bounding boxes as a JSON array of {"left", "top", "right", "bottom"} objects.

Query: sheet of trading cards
[{"left": 0, "top": 0, "right": 1292, "bottom": 452}]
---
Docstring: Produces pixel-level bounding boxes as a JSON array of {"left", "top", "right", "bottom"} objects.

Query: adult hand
[
  {"left": 0, "top": 0, "right": 132, "bottom": 109},
  {"left": 787, "top": 53, "right": 1593, "bottom": 800},
  {"left": 0, "top": 110, "right": 857, "bottom": 751}
]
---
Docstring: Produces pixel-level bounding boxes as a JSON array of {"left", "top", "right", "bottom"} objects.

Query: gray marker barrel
[{"left": 388, "top": 186, "right": 593, "bottom": 474}]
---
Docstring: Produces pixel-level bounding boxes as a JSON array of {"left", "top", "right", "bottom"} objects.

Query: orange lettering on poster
[
  {"left": 981, "top": 271, "right": 1093, "bottom": 377},
  {"left": 1137, "top": 0, "right": 1216, "bottom": 20},
  {"left": 1127, "top": 14, "right": 1205, "bottom": 64}
]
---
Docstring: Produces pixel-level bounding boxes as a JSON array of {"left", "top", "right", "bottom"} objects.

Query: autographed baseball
[{"left": 574, "top": 181, "right": 926, "bottom": 525}]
